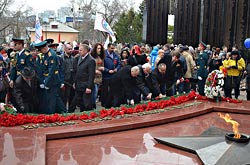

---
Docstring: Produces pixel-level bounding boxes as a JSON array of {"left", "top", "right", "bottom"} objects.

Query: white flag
[
  {"left": 94, "top": 13, "right": 116, "bottom": 42},
  {"left": 35, "top": 14, "right": 43, "bottom": 43},
  {"left": 104, "top": 35, "right": 110, "bottom": 49}
]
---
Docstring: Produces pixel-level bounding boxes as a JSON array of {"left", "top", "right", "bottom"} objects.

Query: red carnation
[{"left": 114, "top": 59, "right": 117, "bottom": 65}]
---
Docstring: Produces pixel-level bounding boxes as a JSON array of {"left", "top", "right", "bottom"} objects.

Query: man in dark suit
[
  {"left": 151, "top": 63, "right": 167, "bottom": 98},
  {"left": 157, "top": 45, "right": 174, "bottom": 96},
  {"left": 14, "top": 67, "right": 39, "bottom": 113},
  {"left": 110, "top": 65, "right": 140, "bottom": 107},
  {"left": 69, "top": 44, "right": 96, "bottom": 112},
  {"left": 135, "top": 63, "right": 152, "bottom": 103}
]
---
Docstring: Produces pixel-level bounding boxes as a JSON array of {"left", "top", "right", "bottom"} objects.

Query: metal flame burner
[
  {"left": 155, "top": 127, "right": 250, "bottom": 165},
  {"left": 225, "top": 133, "right": 250, "bottom": 143}
]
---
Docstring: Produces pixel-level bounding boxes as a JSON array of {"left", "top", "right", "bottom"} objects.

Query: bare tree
[
  {"left": 66, "top": 0, "right": 135, "bottom": 44},
  {"left": 0, "top": 0, "right": 14, "bottom": 34},
  {"left": 0, "top": 0, "right": 13, "bottom": 17},
  {"left": 0, "top": 1, "right": 36, "bottom": 43},
  {"left": 69, "top": 0, "right": 97, "bottom": 43},
  {"left": 96, "top": 0, "right": 132, "bottom": 26}
]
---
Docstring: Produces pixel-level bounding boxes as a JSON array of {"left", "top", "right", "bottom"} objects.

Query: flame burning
[{"left": 218, "top": 113, "right": 241, "bottom": 138}]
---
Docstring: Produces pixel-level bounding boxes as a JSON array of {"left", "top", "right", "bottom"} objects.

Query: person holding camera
[{"left": 223, "top": 51, "right": 245, "bottom": 99}]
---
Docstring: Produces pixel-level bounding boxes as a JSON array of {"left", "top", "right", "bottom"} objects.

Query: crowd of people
[{"left": 0, "top": 38, "right": 249, "bottom": 114}]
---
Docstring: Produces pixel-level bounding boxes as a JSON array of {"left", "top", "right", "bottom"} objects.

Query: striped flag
[{"left": 35, "top": 14, "right": 43, "bottom": 43}]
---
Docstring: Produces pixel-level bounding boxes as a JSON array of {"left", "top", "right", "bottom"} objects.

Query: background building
[{"left": 29, "top": 19, "right": 79, "bottom": 43}]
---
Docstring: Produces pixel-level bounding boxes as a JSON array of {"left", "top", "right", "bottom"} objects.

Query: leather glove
[
  {"left": 231, "top": 66, "right": 238, "bottom": 69},
  {"left": 198, "top": 76, "right": 203, "bottom": 80}
]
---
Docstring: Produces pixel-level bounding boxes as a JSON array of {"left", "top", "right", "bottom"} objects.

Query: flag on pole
[
  {"left": 94, "top": 13, "right": 116, "bottom": 43},
  {"left": 58, "top": 32, "right": 61, "bottom": 43},
  {"left": 104, "top": 35, "right": 110, "bottom": 49},
  {"left": 35, "top": 14, "right": 43, "bottom": 43}
]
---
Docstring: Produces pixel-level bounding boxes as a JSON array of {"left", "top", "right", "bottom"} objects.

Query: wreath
[
  {"left": 0, "top": 103, "right": 17, "bottom": 114},
  {"left": 205, "top": 70, "right": 224, "bottom": 99}
]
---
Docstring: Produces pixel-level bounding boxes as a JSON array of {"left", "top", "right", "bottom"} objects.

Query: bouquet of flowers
[
  {"left": 0, "top": 103, "right": 17, "bottom": 114},
  {"left": 205, "top": 70, "right": 224, "bottom": 99}
]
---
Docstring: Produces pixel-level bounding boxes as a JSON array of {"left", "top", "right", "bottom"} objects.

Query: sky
[
  {"left": 13, "top": 0, "right": 143, "bottom": 14},
  {"left": 12, "top": 0, "right": 174, "bottom": 25}
]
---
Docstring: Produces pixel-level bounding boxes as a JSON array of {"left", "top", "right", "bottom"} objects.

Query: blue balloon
[{"left": 244, "top": 38, "right": 250, "bottom": 49}]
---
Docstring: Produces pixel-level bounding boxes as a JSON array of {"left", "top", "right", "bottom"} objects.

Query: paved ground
[{"left": 3, "top": 97, "right": 249, "bottom": 165}]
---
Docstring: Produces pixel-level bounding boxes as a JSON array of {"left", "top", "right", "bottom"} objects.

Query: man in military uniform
[
  {"left": 34, "top": 41, "right": 66, "bottom": 114},
  {"left": 197, "top": 42, "right": 209, "bottom": 96},
  {"left": 9, "top": 38, "right": 34, "bottom": 88},
  {"left": 45, "top": 39, "right": 64, "bottom": 89}
]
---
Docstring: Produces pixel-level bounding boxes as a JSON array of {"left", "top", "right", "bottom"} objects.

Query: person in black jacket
[
  {"left": 61, "top": 43, "right": 74, "bottom": 107},
  {"left": 69, "top": 44, "right": 96, "bottom": 112},
  {"left": 246, "top": 63, "right": 250, "bottom": 100},
  {"left": 158, "top": 50, "right": 181, "bottom": 96},
  {"left": 134, "top": 63, "right": 152, "bottom": 103},
  {"left": 208, "top": 51, "right": 222, "bottom": 73},
  {"left": 14, "top": 67, "right": 39, "bottom": 113},
  {"left": 157, "top": 46, "right": 173, "bottom": 95},
  {"left": 151, "top": 63, "right": 167, "bottom": 98},
  {"left": 127, "top": 45, "right": 147, "bottom": 66},
  {"left": 110, "top": 65, "right": 140, "bottom": 107}
]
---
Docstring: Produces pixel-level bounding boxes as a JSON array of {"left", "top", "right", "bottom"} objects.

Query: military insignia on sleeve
[
  {"left": 21, "top": 59, "right": 25, "bottom": 64},
  {"left": 48, "top": 52, "right": 51, "bottom": 56}
]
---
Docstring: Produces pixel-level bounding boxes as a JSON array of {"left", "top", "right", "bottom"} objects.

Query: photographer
[{"left": 223, "top": 51, "right": 245, "bottom": 99}]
